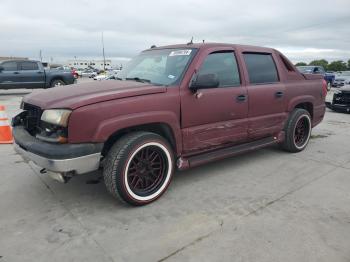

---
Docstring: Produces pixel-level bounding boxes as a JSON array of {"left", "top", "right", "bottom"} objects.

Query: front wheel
[
  {"left": 103, "top": 132, "right": 174, "bottom": 206},
  {"left": 281, "top": 109, "right": 312, "bottom": 153}
]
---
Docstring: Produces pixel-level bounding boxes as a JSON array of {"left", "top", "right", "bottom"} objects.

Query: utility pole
[
  {"left": 39, "top": 50, "right": 43, "bottom": 62},
  {"left": 101, "top": 32, "right": 106, "bottom": 71}
]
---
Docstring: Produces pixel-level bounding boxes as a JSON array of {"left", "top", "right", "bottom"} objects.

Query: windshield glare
[{"left": 118, "top": 48, "right": 196, "bottom": 85}]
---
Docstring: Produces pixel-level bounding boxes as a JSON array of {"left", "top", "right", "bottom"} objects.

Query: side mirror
[
  {"left": 189, "top": 73, "right": 219, "bottom": 92},
  {"left": 0, "top": 65, "right": 4, "bottom": 72}
]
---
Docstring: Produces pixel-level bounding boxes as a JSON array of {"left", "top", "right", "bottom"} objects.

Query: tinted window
[
  {"left": 243, "top": 53, "right": 279, "bottom": 84},
  {"left": 198, "top": 52, "right": 240, "bottom": 87},
  {"left": 20, "top": 61, "right": 39, "bottom": 70},
  {"left": 313, "top": 67, "right": 324, "bottom": 74},
  {"left": 1, "top": 61, "right": 18, "bottom": 71}
]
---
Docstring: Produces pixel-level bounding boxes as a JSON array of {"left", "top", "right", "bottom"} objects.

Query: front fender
[{"left": 92, "top": 111, "right": 182, "bottom": 153}]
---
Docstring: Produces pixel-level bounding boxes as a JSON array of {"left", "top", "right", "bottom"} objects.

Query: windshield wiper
[{"left": 125, "top": 77, "right": 151, "bottom": 83}]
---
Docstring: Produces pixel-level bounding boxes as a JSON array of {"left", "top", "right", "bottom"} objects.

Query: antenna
[
  {"left": 101, "top": 32, "right": 106, "bottom": 71},
  {"left": 187, "top": 36, "right": 193, "bottom": 45}
]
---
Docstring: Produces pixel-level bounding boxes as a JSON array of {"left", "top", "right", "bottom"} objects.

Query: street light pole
[{"left": 102, "top": 32, "right": 106, "bottom": 71}]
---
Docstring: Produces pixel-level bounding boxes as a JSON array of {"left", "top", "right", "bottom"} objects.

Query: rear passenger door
[
  {"left": 181, "top": 50, "right": 248, "bottom": 153},
  {"left": 18, "top": 61, "right": 45, "bottom": 88},
  {"left": 242, "top": 53, "right": 287, "bottom": 140}
]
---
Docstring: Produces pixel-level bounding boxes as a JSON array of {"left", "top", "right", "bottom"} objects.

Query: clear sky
[{"left": 1, "top": 0, "right": 349, "bottom": 64}]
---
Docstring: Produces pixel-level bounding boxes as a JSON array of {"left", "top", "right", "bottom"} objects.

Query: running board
[{"left": 177, "top": 136, "right": 279, "bottom": 170}]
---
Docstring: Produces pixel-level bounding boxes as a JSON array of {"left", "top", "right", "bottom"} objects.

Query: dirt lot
[{"left": 0, "top": 84, "right": 349, "bottom": 262}]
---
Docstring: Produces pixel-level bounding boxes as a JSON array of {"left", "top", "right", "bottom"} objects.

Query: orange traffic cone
[{"left": 0, "top": 105, "right": 13, "bottom": 144}]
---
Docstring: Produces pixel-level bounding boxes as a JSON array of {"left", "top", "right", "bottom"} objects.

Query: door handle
[
  {"left": 275, "top": 91, "right": 284, "bottom": 98},
  {"left": 37, "top": 71, "right": 44, "bottom": 74},
  {"left": 236, "top": 94, "right": 247, "bottom": 102},
  {"left": 13, "top": 72, "right": 19, "bottom": 74}
]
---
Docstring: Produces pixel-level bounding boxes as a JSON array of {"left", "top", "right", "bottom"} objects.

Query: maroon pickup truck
[{"left": 13, "top": 43, "right": 327, "bottom": 205}]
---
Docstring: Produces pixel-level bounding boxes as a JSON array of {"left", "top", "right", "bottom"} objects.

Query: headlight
[{"left": 41, "top": 109, "right": 72, "bottom": 127}]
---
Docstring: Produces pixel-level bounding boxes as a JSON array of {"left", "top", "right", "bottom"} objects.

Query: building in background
[
  {"left": 0, "top": 56, "right": 28, "bottom": 61},
  {"left": 67, "top": 59, "right": 112, "bottom": 70}
]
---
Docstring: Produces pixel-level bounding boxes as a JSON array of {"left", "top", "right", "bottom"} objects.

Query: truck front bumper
[
  {"left": 13, "top": 126, "right": 103, "bottom": 179},
  {"left": 326, "top": 102, "right": 350, "bottom": 113}
]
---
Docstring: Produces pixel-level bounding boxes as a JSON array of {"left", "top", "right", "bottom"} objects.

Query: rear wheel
[
  {"left": 103, "top": 132, "right": 174, "bottom": 206},
  {"left": 50, "top": 79, "right": 65, "bottom": 87},
  {"left": 281, "top": 109, "right": 312, "bottom": 153}
]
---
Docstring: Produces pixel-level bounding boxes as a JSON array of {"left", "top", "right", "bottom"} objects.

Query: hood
[{"left": 23, "top": 80, "right": 167, "bottom": 109}]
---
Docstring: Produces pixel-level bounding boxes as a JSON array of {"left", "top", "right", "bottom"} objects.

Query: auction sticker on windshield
[{"left": 169, "top": 50, "right": 192, "bottom": 56}]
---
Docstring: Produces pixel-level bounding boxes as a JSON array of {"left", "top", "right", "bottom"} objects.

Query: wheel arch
[
  {"left": 101, "top": 122, "right": 178, "bottom": 158},
  {"left": 295, "top": 102, "right": 314, "bottom": 119},
  {"left": 49, "top": 77, "right": 65, "bottom": 87},
  {"left": 288, "top": 96, "right": 315, "bottom": 119}
]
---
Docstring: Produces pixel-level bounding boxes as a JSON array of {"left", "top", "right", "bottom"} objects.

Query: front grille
[{"left": 23, "top": 103, "right": 43, "bottom": 135}]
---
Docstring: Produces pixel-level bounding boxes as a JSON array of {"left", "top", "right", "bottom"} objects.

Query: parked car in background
[
  {"left": 0, "top": 60, "right": 76, "bottom": 89},
  {"left": 92, "top": 69, "right": 118, "bottom": 80},
  {"left": 54, "top": 66, "right": 78, "bottom": 79},
  {"left": 81, "top": 69, "right": 95, "bottom": 77},
  {"left": 297, "top": 66, "right": 335, "bottom": 89},
  {"left": 93, "top": 73, "right": 108, "bottom": 80},
  {"left": 13, "top": 43, "right": 327, "bottom": 205},
  {"left": 332, "top": 71, "right": 350, "bottom": 88},
  {"left": 326, "top": 86, "right": 350, "bottom": 113},
  {"left": 332, "top": 78, "right": 347, "bottom": 88}
]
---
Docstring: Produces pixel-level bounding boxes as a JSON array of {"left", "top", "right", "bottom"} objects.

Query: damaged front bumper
[{"left": 13, "top": 126, "right": 103, "bottom": 182}]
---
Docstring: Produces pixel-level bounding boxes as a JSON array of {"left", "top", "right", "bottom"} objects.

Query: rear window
[
  {"left": 243, "top": 53, "right": 279, "bottom": 84},
  {"left": 20, "top": 61, "right": 39, "bottom": 70}
]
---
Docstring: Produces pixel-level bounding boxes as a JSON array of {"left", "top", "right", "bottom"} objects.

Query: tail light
[
  {"left": 71, "top": 69, "right": 77, "bottom": 78},
  {"left": 322, "top": 79, "right": 328, "bottom": 98}
]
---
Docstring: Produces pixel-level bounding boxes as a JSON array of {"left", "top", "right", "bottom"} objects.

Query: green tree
[
  {"left": 347, "top": 59, "right": 350, "bottom": 70},
  {"left": 327, "top": 60, "right": 347, "bottom": 72},
  {"left": 309, "top": 59, "right": 329, "bottom": 70},
  {"left": 295, "top": 62, "right": 307, "bottom": 66}
]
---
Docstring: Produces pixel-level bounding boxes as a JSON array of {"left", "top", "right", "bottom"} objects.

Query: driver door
[{"left": 180, "top": 50, "right": 248, "bottom": 154}]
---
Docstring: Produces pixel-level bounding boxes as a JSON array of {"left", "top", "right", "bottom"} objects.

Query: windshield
[{"left": 117, "top": 48, "right": 197, "bottom": 85}]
